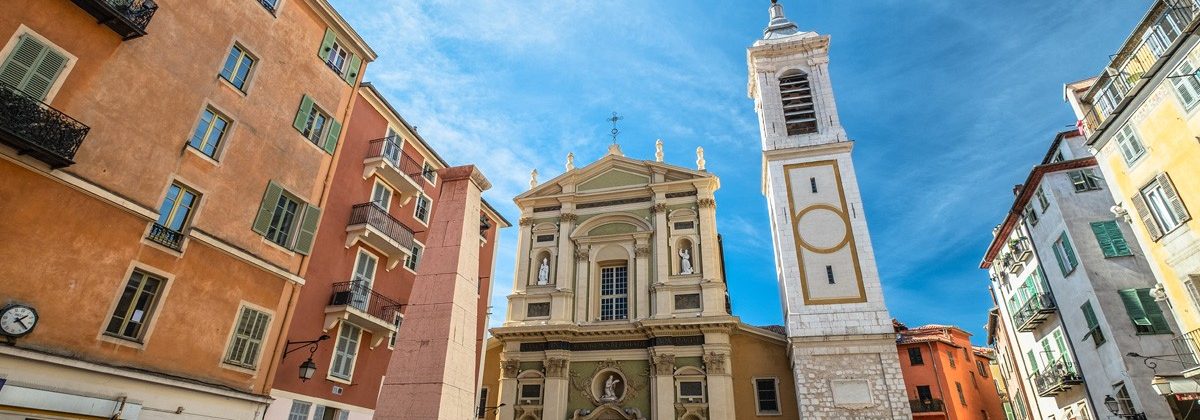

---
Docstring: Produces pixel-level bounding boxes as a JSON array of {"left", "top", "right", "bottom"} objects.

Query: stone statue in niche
[
  {"left": 601, "top": 374, "right": 622, "bottom": 401},
  {"left": 679, "top": 248, "right": 694, "bottom": 275},
  {"left": 537, "top": 257, "right": 550, "bottom": 285}
]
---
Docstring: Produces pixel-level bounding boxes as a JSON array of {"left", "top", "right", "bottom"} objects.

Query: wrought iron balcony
[
  {"left": 345, "top": 203, "right": 416, "bottom": 270},
  {"left": 1080, "top": 0, "right": 1200, "bottom": 132},
  {"left": 1008, "top": 238, "right": 1033, "bottom": 262},
  {"left": 324, "top": 279, "right": 404, "bottom": 348},
  {"left": 0, "top": 84, "right": 89, "bottom": 168},
  {"left": 363, "top": 136, "right": 427, "bottom": 203},
  {"left": 909, "top": 398, "right": 945, "bottom": 414},
  {"left": 1172, "top": 328, "right": 1200, "bottom": 376},
  {"left": 1033, "top": 357, "right": 1083, "bottom": 397},
  {"left": 1013, "top": 292, "right": 1057, "bottom": 332},
  {"left": 146, "top": 223, "right": 184, "bottom": 251},
  {"left": 70, "top": 0, "right": 159, "bottom": 40}
]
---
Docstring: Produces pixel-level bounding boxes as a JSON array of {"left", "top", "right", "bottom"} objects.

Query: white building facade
[{"left": 747, "top": 2, "right": 910, "bottom": 418}]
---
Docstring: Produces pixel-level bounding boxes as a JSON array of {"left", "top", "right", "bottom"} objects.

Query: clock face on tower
[{"left": 0, "top": 304, "right": 38, "bottom": 338}]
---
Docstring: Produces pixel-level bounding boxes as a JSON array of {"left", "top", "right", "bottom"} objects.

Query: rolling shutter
[{"left": 252, "top": 182, "right": 284, "bottom": 235}]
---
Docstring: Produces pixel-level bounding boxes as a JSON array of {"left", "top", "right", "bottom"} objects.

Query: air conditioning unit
[{"left": 332, "top": 385, "right": 343, "bottom": 395}]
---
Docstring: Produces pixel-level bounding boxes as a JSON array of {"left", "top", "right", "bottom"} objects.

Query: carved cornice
[
  {"left": 519, "top": 217, "right": 534, "bottom": 227},
  {"left": 559, "top": 213, "right": 578, "bottom": 222},
  {"left": 635, "top": 246, "right": 651, "bottom": 257},
  {"left": 649, "top": 203, "right": 668, "bottom": 213},
  {"left": 703, "top": 352, "right": 727, "bottom": 375},
  {"left": 501, "top": 359, "right": 520, "bottom": 378},
  {"left": 546, "top": 357, "right": 568, "bottom": 378},
  {"left": 697, "top": 198, "right": 716, "bottom": 208},
  {"left": 652, "top": 354, "right": 676, "bottom": 376},
  {"left": 575, "top": 248, "right": 590, "bottom": 261}
]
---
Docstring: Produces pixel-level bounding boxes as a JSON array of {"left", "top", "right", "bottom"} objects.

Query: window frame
[
  {"left": 187, "top": 106, "right": 232, "bottom": 159},
  {"left": 1114, "top": 124, "right": 1147, "bottom": 165},
  {"left": 265, "top": 190, "right": 304, "bottom": 249},
  {"left": 371, "top": 180, "right": 393, "bottom": 211},
  {"left": 1142, "top": 180, "right": 1188, "bottom": 234},
  {"left": 103, "top": 269, "right": 167, "bottom": 343},
  {"left": 598, "top": 263, "right": 630, "bottom": 321},
  {"left": 329, "top": 322, "right": 362, "bottom": 381},
  {"left": 1170, "top": 58, "right": 1200, "bottom": 110},
  {"left": 301, "top": 104, "right": 331, "bottom": 146},
  {"left": 218, "top": 43, "right": 256, "bottom": 92},
  {"left": 287, "top": 400, "right": 312, "bottom": 420},
  {"left": 1081, "top": 300, "right": 1107, "bottom": 346},
  {"left": 1036, "top": 187, "right": 1050, "bottom": 211},
  {"left": 413, "top": 194, "right": 432, "bottom": 224},
  {"left": 1052, "top": 232, "right": 1079, "bottom": 276},
  {"left": 1068, "top": 169, "right": 1103, "bottom": 193},
  {"left": 155, "top": 182, "right": 200, "bottom": 233},
  {"left": 908, "top": 347, "right": 924, "bottom": 365},
  {"left": 388, "top": 312, "right": 404, "bottom": 349},
  {"left": 422, "top": 162, "right": 437, "bottom": 184},
  {"left": 676, "top": 379, "right": 706, "bottom": 404},
  {"left": 0, "top": 27, "right": 77, "bottom": 102},
  {"left": 404, "top": 242, "right": 423, "bottom": 272},
  {"left": 753, "top": 377, "right": 781, "bottom": 415},
  {"left": 325, "top": 40, "right": 348, "bottom": 75},
  {"left": 222, "top": 304, "right": 273, "bottom": 370}
]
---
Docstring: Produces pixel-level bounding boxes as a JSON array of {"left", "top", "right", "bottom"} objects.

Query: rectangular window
[
  {"left": 1172, "top": 60, "right": 1200, "bottom": 109},
  {"left": 1025, "top": 203, "right": 1039, "bottom": 225},
  {"left": 155, "top": 183, "right": 199, "bottom": 233},
  {"left": 0, "top": 34, "right": 69, "bottom": 100},
  {"left": 536, "top": 234, "right": 555, "bottom": 242},
  {"left": 1137, "top": 173, "right": 1190, "bottom": 239},
  {"left": 1186, "top": 276, "right": 1200, "bottom": 317},
  {"left": 908, "top": 347, "right": 924, "bottom": 365},
  {"left": 599, "top": 265, "right": 629, "bottom": 321},
  {"left": 1119, "top": 288, "right": 1172, "bottom": 334},
  {"left": 224, "top": 306, "right": 271, "bottom": 369},
  {"left": 1090, "top": 221, "right": 1132, "bottom": 257},
  {"left": 104, "top": 270, "right": 165, "bottom": 341},
  {"left": 371, "top": 181, "right": 392, "bottom": 211},
  {"left": 526, "top": 302, "right": 551, "bottom": 318},
  {"left": 1069, "top": 169, "right": 1103, "bottom": 193},
  {"left": 266, "top": 193, "right": 301, "bottom": 247},
  {"left": 947, "top": 350, "right": 956, "bottom": 368},
  {"left": 302, "top": 105, "right": 330, "bottom": 146},
  {"left": 674, "top": 293, "right": 701, "bottom": 310},
  {"left": 519, "top": 383, "right": 542, "bottom": 403},
  {"left": 253, "top": 182, "right": 321, "bottom": 255},
  {"left": 976, "top": 360, "right": 989, "bottom": 377},
  {"left": 1115, "top": 384, "right": 1135, "bottom": 415},
  {"left": 678, "top": 381, "right": 704, "bottom": 402},
  {"left": 825, "top": 265, "right": 835, "bottom": 284},
  {"left": 477, "top": 388, "right": 488, "bottom": 418},
  {"left": 423, "top": 162, "right": 437, "bottom": 183},
  {"left": 389, "top": 313, "right": 403, "bottom": 348},
  {"left": 1081, "top": 300, "right": 1106, "bottom": 346},
  {"left": 330, "top": 323, "right": 361, "bottom": 380},
  {"left": 810, "top": 177, "right": 818, "bottom": 193},
  {"left": 288, "top": 400, "right": 312, "bottom": 420},
  {"left": 1052, "top": 232, "right": 1079, "bottom": 275},
  {"left": 956, "top": 382, "right": 966, "bottom": 406},
  {"left": 219, "top": 44, "right": 255, "bottom": 90},
  {"left": 754, "top": 378, "right": 780, "bottom": 415},
  {"left": 1036, "top": 187, "right": 1050, "bottom": 211},
  {"left": 404, "top": 244, "right": 422, "bottom": 271},
  {"left": 1114, "top": 124, "right": 1147, "bottom": 165},
  {"left": 414, "top": 194, "right": 431, "bottom": 223},
  {"left": 291, "top": 95, "right": 340, "bottom": 154},
  {"left": 188, "top": 108, "right": 230, "bottom": 158}
]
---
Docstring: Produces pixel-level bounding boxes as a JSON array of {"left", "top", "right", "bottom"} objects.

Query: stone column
[
  {"left": 555, "top": 209, "right": 576, "bottom": 288},
  {"left": 542, "top": 354, "right": 570, "bottom": 418},
  {"left": 496, "top": 357, "right": 519, "bottom": 420},
  {"left": 574, "top": 243, "right": 590, "bottom": 322},
  {"left": 696, "top": 192, "right": 720, "bottom": 280},
  {"left": 377, "top": 165, "right": 491, "bottom": 420},
  {"left": 634, "top": 236, "right": 651, "bottom": 320},
  {"left": 514, "top": 213, "right": 533, "bottom": 294},
  {"left": 650, "top": 351, "right": 676, "bottom": 420}
]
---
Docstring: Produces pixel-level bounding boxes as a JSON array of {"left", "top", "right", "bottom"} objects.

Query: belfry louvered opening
[{"left": 779, "top": 71, "right": 817, "bottom": 135}]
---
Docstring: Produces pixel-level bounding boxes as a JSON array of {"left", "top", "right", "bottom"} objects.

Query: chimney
[{"left": 1012, "top": 184, "right": 1023, "bottom": 196}]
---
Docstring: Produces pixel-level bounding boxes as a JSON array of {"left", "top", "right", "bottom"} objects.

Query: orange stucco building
[
  {"left": 266, "top": 82, "right": 509, "bottom": 419},
  {"left": 896, "top": 322, "right": 1006, "bottom": 420},
  {"left": 0, "top": 0, "right": 373, "bottom": 417}
]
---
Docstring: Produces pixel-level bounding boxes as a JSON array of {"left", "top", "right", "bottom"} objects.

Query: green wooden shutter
[
  {"left": 293, "top": 204, "right": 321, "bottom": 255},
  {"left": 1061, "top": 233, "right": 1078, "bottom": 268},
  {"left": 1138, "top": 289, "right": 1171, "bottom": 333},
  {"left": 1131, "top": 192, "right": 1164, "bottom": 240},
  {"left": 323, "top": 119, "right": 341, "bottom": 154},
  {"left": 318, "top": 28, "right": 336, "bottom": 61},
  {"left": 252, "top": 182, "right": 284, "bottom": 235},
  {"left": 1051, "top": 240, "right": 1067, "bottom": 275},
  {"left": 343, "top": 54, "right": 362, "bottom": 85},
  {"left": 293, "top": 95, "right": 314, "bottom": 132},
  {"left": 1091, "top": 221, "right": 1117, "bottom": 257},
  {"left": 1026, "top": 350, "right": 1038, "bottom": 372},
  {"left": 0, "top": 35, "right": 67, "bottom": 100},
  {"left": 1158, "top": 172, "right": 1191, "bottom": 224},
  {"left": 1081, "top": 301, "right": 1099, "bottom": 329},
  {"left": 1119, "top": 289, "right": 1151, "bottom": 327},
  {"left": 1105, "top": 221, "right": 1131, "bottom": 256}
]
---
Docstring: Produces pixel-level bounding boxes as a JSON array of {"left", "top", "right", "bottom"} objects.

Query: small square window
[
  {"left": 188, "top": 108, "right": 230, "bottom": 158},
  {"left": 1068, "top": 169, "right": 1103, "bottom": 192},
  {"left": 405, "top": 244, "right": 423, "bottom": 271},
  {"left": 1114, "top": 125, "right": 1146, "bottom": 165},
  {"left": 301, "top": 106, "right": 330, "bottom": 146},
  {"left": 414, "top": 195, "right": 432, "bottom": 223},
  {"left": 326, "top": 41, "right": 348, "bottom": 75},
  {"left": 422, "top": 163, "right": 437, "bottom": 183},
  {"left": 219, "top": 44, "right": 255, "bottom": 91},
  {"left": 678, "top": 381, "right": 704, "bottom": 402}
]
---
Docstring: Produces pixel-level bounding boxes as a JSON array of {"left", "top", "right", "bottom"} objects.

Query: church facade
[
  {"left": 481, "top": 143, "right": 801, "bottom": 420},
  {"left": 748, "top": 1, "right": 910, "bottom": 418}
]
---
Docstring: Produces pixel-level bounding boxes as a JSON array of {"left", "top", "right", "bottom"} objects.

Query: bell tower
[{"left": 748, "top": 1, "right": 910, "bottom": 418}]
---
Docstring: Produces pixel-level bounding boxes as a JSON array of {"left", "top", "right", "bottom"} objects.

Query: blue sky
[{"left": 331, "top": 0, "right": 1153, "bottom": 343}]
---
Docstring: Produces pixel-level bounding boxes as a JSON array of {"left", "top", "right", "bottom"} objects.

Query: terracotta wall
[
  {"left": 730, "top": 331, "right": 800, "bottom": 420},
  {"left": 897, "top": 330, "right": 1005, "bottom": 420}
]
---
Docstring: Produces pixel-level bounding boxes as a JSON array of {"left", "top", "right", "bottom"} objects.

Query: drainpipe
[
  {"left": 927, "top": 341, "right": 949, "bottom": 415},
  {"left": 1019, "top": 220, "right": 1101, "bottom": 420}
]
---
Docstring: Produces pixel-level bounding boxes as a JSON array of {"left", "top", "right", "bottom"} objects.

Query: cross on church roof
[{"left": 607, "top": 112, "right": 623, "bottom": 144}]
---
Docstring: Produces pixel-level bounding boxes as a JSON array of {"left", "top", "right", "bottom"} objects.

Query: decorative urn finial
[
  {"left": 566, "top": 152, "right": 575, "bottom": 170},
  {"left": 696, "top": 147, "right": 706, "bottom": 171},
  {"left": 655, "top": 139, "right": 664, "bottom": 162},
  {"left": 529, "top": 169, "right": 539, "bottom": 188}
]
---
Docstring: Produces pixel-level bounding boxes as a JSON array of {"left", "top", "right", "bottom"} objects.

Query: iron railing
[
  {"left": 146, "top": 223, "right": 184, "bottom": 250},
  {"left": 1013, "top": 292, "right": 1057, "bottom": 332},
  {"left": 329, "top": 279, "right": 403, "bottom": 322},
  {"left": 107, "top": 0, "right": 158, "bottom": 32},
  {"left": 71, "top": 0, "right": 159, "bottom": 39},
  {"left": 0, "top": 83, "right": 89, "bottom": 168},
  {"left": 1080, "top": 1, "right": 1200, "bottom": 132},
  {"left": 1033, "top": 356, "right": 1083, "bottom": 397},
  {"left": 366, "top": 136, "right": 428, "bottom": 186},
  {"left": 347, "top": 203, "right": 416, "bottom": 249},
  {"left": 1170, "top": 328, "right": 1200, "bottom": 371},
  {"left": 909, "top": 399, "right": 945, "bottom": 413}
]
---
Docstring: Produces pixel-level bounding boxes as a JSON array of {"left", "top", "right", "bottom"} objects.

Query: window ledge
[
  {"left": 184, "top": 145, "right": 223, "bottom": 167},
  {"left": 260, "top": 236, "right": 297, "bottom": 256},
  {"left": 97, "top": 333, "right": 146, "bottom": 350},
  {"left": 220, "top": 361, "right": 260, "bottom": 376},
  {"left": 216, "top": 76, "right": 249, "bottom": 97},
  {"left": 327, "top": 374, "right": 353, "bottom": 385}
]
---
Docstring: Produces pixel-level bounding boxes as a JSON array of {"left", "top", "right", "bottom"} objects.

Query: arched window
[{"left": 779, "top": 71, "right": 817, "bottom": 135}]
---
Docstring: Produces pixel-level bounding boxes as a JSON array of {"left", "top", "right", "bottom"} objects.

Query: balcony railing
[
  {"left": 348, "top": 203, "right": 416, "bottom": 249},
  {"left": 909, "top": 399, "right": 945, "bottom": 413},
  {"left": 70, "top": 0, "right": 159, "bottom": 40},
  {"left": 1033, "top": 356, "right": 1083, "bottom": 397},
  {"left": 0, "top": 83, "right": 89, "bottom": 168},
  {"left": 366, "top": 137, "right": 428, "bottom": 185},
  {"left": 329, "top": 279, "right": 403, "bottom": 323},
  {"left": 1013, "top": 292, "right": 1057, "bottom": 332},
  {"left": 146, "top": 223, "right": 184, "bottom": 251},
  {"left": 1081, "top": 1, "right": 1200, "bottom": 131},
  {"left": 1171, "top": 328, "right": 1200, "bottom": 373}
]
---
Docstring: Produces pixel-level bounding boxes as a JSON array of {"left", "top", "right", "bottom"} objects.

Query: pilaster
[
  {"left": 514, "top": 214, "right": 533, "bottom": 294},
  {"left": 696, "top": 190, "right": 720, "bottom": 281},
  {"left": 573, "top": 243, "right": 590, "bottom": 322},
  {"left": 543, "top": 354, "right": 570, "bottom": 418},
  {"left": 635, "top": 237, "right": 651, "bottom": 320},
  {"left": 649, "top": 350, "right": 676, "bottom": 420}
]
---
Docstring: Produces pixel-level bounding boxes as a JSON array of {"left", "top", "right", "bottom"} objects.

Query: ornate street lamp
[
  {"left": 1104, "top": 395, "right": 1147, "bottom": 420},
  {"left": 283, "top": 334, "right": 330, "bottom": 382}
]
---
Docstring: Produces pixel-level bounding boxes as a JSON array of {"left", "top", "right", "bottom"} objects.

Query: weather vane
[{"left": 608, "top": 112, "right": 623, "bottom": 144}]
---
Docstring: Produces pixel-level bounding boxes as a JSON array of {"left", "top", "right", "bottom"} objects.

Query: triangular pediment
[{"left": 516, "top": 153, "right": 714, "bottom": 200}]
